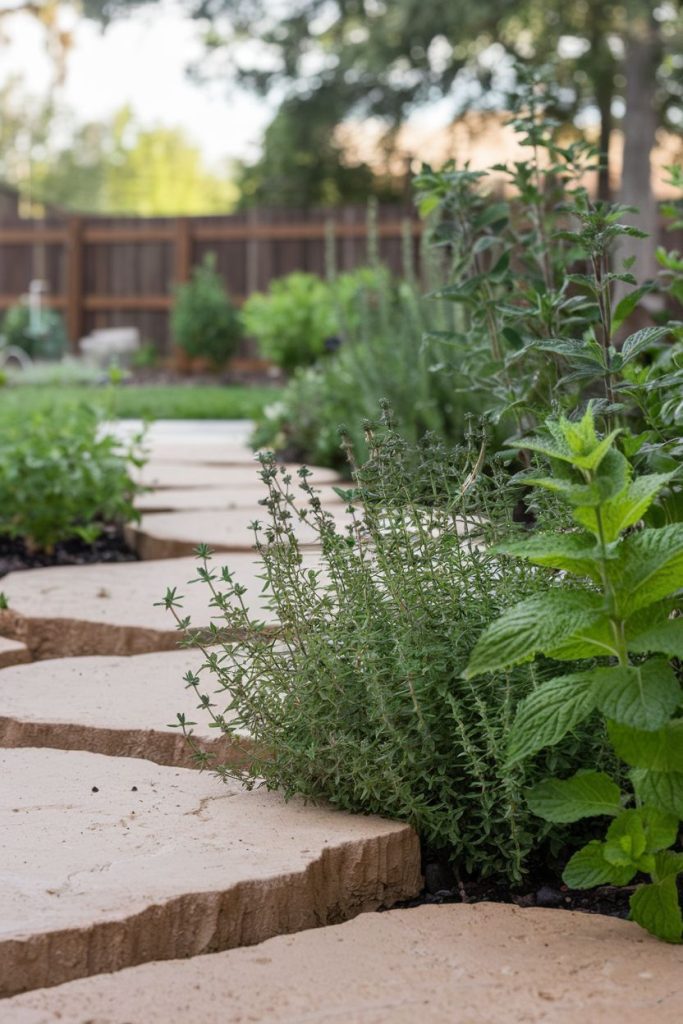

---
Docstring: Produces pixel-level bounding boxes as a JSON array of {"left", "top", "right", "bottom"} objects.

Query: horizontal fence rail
[{"left": 0, "top": 208, "right": 422, "bottom": 352}]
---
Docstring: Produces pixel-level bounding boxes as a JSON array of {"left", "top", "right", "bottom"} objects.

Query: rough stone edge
[
  {"left": 0, "top": 639, "right": 31, "bottom": 668},
  {"left": 0, "top": 610, "right": 180, "bottom": 661},
  {"left": 0, "top": 827, "right": 421, "bottom": 998},
  {"left": 123, "top": 524, "right": 320, "bottom": 561},
  {"left": 0, "top": 716, "right": 256, "bottom": 770}
]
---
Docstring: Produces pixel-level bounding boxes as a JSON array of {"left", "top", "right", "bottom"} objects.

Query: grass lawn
[{"left": 0, "top": 383, "right": 283, "bottom": 428}]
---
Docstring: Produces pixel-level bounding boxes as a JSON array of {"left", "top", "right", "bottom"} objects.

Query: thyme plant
[
  {"left": 466, "top": 408, "right": 683, "bottom": 941},
  {"left": 163, "top": 422, "right": 606, "bottom": 883}
]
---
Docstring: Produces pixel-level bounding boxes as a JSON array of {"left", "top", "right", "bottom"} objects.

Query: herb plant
[
  {"left": 163, "top": 422, "right": 609, "bottom": 883},
  {"left": 466, "top": 408, "right": 683, "bottom": 942},
  {"left": 242, "top": 272, "right": 336, "bottom": 372},
  {"left": 0, "top": 403, "right": 144, "bottom": 553},
  {"left": 171, "top": 253, "right": 242, "bottom": 367}
]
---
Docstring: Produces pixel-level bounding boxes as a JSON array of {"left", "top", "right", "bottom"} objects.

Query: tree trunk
[{"left": 618, "top": 10, "right": 661, "bottom": 290}]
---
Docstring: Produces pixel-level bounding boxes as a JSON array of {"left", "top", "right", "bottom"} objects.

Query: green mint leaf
[
  {"left": 563, "top": 840, "right": 637, "bottom": 889},
  {"left": 608, "top": 719, "right": 683, "bottom": 772},
  {"left": 652, "top": 850, "right": 683, "bottom": 882},
  {"left": 615, "top": 524, "right": 683, "bottom": 616},
  {"left": 631, "top": 769, "right": 683, "bottom": 817},
  {"left": 507, "top": 672, "right": 597, "bottom": 765},
  {"left": 630, "top": 878, "right": 683, "bottom": 943},
  {"left": 620, "top": 326, "right": 673, "bottom": 363},
  {"left": 628, "top": 617, "right": 683, "bottom": 659},
  {"left": 592, "top": 660, "right": 682, "bottom": 731},
  {"left": 494, "top": 533, "right": 602, "bottom": 581},
  {"left": 545, "top": 616, "right": 618, "bottom": 661},
  {"left": 526, "top": 770, "right": 622, "bottom": 823},
  {"left": 465, "top": 590, "right": 604, "bottom": 678},
  {"left": 575, "top": 473, "right": 675, "bottom": 543}
]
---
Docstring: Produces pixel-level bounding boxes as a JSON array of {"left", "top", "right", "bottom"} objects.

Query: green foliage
[
  {"left": 0, "top": 404, "right": 144, "bottom": 552},
  {"left": 242, "top": 272, "right": 335, "bottom": 372},
  {"left": 466, "top": 408, "right": 683, "bottom": 942},
  {"left": 171, "top": 255, "right": 242, "bottom": 367},
  {"left": 163, "top": 425, "right": 611, "bottom": 884},
  {"left": 1, "top": 304, "right": 67, "bottom": 360}
]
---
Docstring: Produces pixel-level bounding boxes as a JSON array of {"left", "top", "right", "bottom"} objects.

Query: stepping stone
[
  {"left": 135, "top": 462, "right": 342, "bottom": 491},
  {"left": 135, "top": 483, "right": 347, "bottom": 513},
  {"left": 6, "top": 903, "right": 681, "bottom": 1024},
  {"left": 140, "top": 441, "right": 261, "bottom": 467},
  {"left": 0, "top": 650, "right": 251, "bottom": 768},
  {"left": 0, "top": 635, "right": 30, "bottom": 668},
  {"left": 0, "top": 555, "right": 275, "bottom": 660},
  {"left": 0, "top": 748, "right": 420, "bottom": 997},
  {"left": 125, "top": 506, "right": 350, "bottom": 559}
]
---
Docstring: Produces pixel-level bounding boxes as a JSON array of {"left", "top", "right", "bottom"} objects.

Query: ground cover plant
[
  {"left": 0, "top": 403, "right": 143, "bottom": 553},
  {"left": 164, "top": 422, "right": 612, "bottom": 884},
  {"left": 466, "top": 408, "right": 683, "bottom": 942},
  {"left": 0, "top": 383, "right": 282, "bottom": 429}
]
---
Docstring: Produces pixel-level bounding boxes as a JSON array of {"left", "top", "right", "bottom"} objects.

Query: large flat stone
[
  {"left": 125, "top": 506, "right": 349, "bottom": 559},
  {"left": 136, "top": 461, "right": 342, "bottom": 491},
  {"left": 5, "top": 903, "right": 681, "bottom": 1023},
  {"left": 0, "top": 650, "right": 251, "bottom": 768},
  {"left": 140, "top": 441, "right": 261, "bottom": 466},
  {"left": 0, "top": 555, "right": 273, "bottom": 659},
  {"left": 0, "top": 635, "right": 30, "bottom": 668},
  {"left": 135, "top": 483, "right": 346, "bottom": 513},
  {"left": 0, "top": 748, "right": 420, "bottom": 997}
]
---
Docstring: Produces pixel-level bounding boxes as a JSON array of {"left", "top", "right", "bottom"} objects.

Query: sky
[{"left": 0, "top": 0, "right": 275, "bottom": 166}]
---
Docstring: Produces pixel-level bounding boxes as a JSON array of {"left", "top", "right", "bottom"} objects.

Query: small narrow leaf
[
  {"left": 592, "top": 660, "right": 682, "bottom": 731},
  {"left": 630, "top": 878, "right": 683, "bottom": 943},
  {"left": 507, "top": 672, "right": 596, "bottom": 765},
  {"left": 563, "top": 841, "right": 637, "bottom": 889},
  {"left": 526, "top": 770, "right": 622, "bottom": 823}
]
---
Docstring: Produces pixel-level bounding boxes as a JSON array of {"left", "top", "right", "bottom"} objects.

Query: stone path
[{"left": 1, "top": 418, "right": 680, "bottom": 1020}]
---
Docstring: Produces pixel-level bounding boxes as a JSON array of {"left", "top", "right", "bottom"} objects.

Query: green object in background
[
  {"left": 242, "top": 272, "right": 336, "bottom": 372},
  {"left": 1, "top": 304, "right": 67, "bottom": 361},
  {"left": 171, "top": 254, "right": 242, "bottom": 367}
]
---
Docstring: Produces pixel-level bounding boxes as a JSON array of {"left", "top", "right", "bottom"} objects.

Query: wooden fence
[{"left": 0, "top": 207, "right": 421, "bottom": 353}]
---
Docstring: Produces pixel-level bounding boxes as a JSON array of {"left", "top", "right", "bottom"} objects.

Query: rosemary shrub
[{"left": 164, "top": 422, "right": 607, "bottom": 883}]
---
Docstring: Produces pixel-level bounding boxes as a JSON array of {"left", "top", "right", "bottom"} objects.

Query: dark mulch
[
  {"left": 386, "top": 851, "right": 633, "bottom": 920},
  {"left": 0, "top": 526, "right": 138, "bottom": 579}
]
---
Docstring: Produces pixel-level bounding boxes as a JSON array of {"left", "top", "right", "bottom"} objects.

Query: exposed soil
[{"left": 0, "top": 525, "right": 138, "bottom": 579}]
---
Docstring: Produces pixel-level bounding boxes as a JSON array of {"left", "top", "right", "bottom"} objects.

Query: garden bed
[{"left": 0, "top": 526, "right": 138, "bottom": 579}]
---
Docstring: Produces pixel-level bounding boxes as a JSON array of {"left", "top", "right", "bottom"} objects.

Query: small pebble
[
  {"left": 535, "top": 885, "right": 563, "bottom": 908},
  {"left": 131, "top": 786, "right": 138, "bottom": 792},
  {"left": 91, "top": 786, "right": 99, "bottom": 793}
]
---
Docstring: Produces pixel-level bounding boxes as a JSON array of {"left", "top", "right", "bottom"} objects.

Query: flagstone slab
[
  {"left": 5, "top": 902, "right": 681, "bottom": 1024},
  {"left": 0, "top": 555, "right": 273, "bottom": 660},
  {"left": 135, "top": 483, "right": 347, "bottom": 513},
  {"left": 0, "top": 635, "right": 30, "bottom": 668},
  {"left": 0, "top": 650, "right": 251, "bottom": 768},
  {"left": 0, "top": 748, "right": 421, "bottom": 997},
  {"left": 135, "top": 461, "right": 342, "bottom": 491},
  {"left": 125, "top": 505, "right": 350, "bottom": 559},
  {"left": 140, "top": 441, "right": 261, "bottom": 466}
]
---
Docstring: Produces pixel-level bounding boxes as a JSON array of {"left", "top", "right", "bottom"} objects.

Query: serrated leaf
[
  {"left": 628, "top": 617, "right": 683, "bottom": 658},
  {"left": 563, "top": 840, "right": 637, "bottom": 889},
  {"left": 494, "top": 533, "right": 602, "bottom": 581},
  {"left": 464, "top": 590, "right": 604, "bottom": 678},
  {"left": 506, "top": 672, "right": 597, "bottom": 765},
  {"left": 631, "top": 769, "right": 683, "bottom": 817},
  {"left": 614, "top": 524, "right": 683, "bottom": 615},
  {"left": 612, "top": 285, "right": 653, "bottom": 333},
  {"left": 545, "top": 615, "right": 619, "bottom": 660},
  {"left": 652, "top": 850, "right": 683, "bottom": 882},
  {"left": 608, "top": 718, "right": 683, "bottom": 771},
  {"left": 526, "top": 770, "right": 622, "bottom": 823},
  {"left": 630, "top": 877, "right": 683, "bottom": 943},
  {"left": 592, "top": 660, "right": 682, "bottom": 730},
  {"left": 604, "top": 810, "right": 648, "bottom": 865},
  {"left": 621, "top": 326, "right": 672, "bottom": 364},
  {"left": 575, "top": 473, "right": 675, "bottom": 543}
]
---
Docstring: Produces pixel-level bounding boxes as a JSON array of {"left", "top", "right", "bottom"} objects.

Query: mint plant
[{"left": 465, "top": 407, "right": 683, "bottom": 942}]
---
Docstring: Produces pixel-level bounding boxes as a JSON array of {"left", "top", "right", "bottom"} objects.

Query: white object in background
[
  {"left": 27, "top": 279, "right": 49, "bottom": 336},
  {"left": 79, "top": 327, "right": 141, "bottom": 368}
]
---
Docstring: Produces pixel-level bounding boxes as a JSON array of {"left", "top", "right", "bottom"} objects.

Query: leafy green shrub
[
  {"left": 171, "top": 254, "right": 242, "bottom": 367},
  {"left": 0, "top": 404, "right": 144, "bottom": 552},
  {"left": 1, "top": 303, "right": 67, "bottom": 360},
  {"left": 242, "top": 272, "right": 336, "bottom": 372},
  {"left": 163, "top": 424, "right": 609, "bottom": 883},
  {"left": 466, "top": 408, "right": 683, "bottom": 941}
]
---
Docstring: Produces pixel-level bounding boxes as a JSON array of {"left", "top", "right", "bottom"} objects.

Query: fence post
[
  {"left": 174, "top": 217, "right": 192, "bottom": 285},
  {"left": 66, "top": 216, "right": 83, "bottom": 351}
]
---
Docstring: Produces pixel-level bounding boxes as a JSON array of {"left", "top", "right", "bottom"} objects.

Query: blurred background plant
[{"left": 170, "top": 253, "right": 242, "bottom": 368}]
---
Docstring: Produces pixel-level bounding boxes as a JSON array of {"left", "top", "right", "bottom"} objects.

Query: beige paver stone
[
  {"left": 136, "top": 461, "right": 342, "bottom": 490},
  {"left": 0, "top": 635, "right": 30, "bottom": 668},
  {"left": 0, "top": 650, "right": 251, "bottom": 767},
  {"left": 135, "top": 482, "right": 347, "bottom": 512},
  {"left": 141, "top": 441, "right": 260, "bottom": 466},
  {"left": 5, "top": 902, "right": 682, "bottom": 1023},
  {"left": 125, "top": 504, "right": 350, "bottom": 559},
  {"left": 0, "top": 554, "right": 275, "bottom": 659},
  {"left": 0, "top": 748, "right": 421, "bottom": 998}
]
